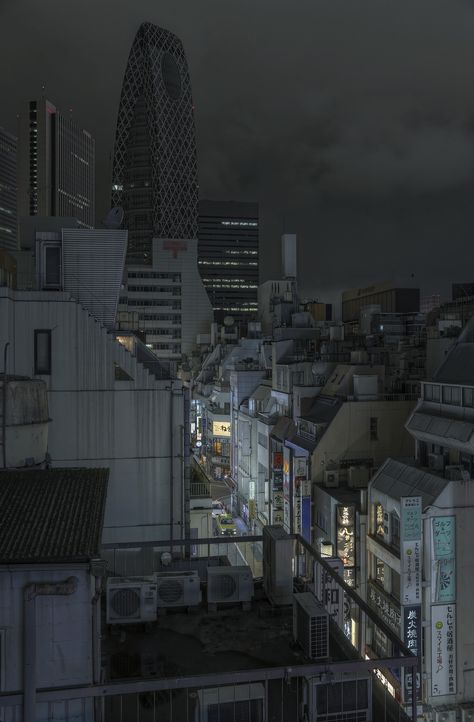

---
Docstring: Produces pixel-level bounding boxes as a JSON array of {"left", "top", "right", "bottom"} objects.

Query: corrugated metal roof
[
  {"left": 62, "top": 228, "right": 127, "bottom": 331},
  {"left": 407, "top": 412, "right": 474, "bottom": 443},
  {"left": 372, "top": 459, "right": 447, "bottom": 507},
  {"left": 0, "top": 468, "right": 108, "bottom": 564}
]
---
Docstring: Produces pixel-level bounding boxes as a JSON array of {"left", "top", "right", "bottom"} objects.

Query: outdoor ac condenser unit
[
  {"left": 263, "top": 525, "right": 293, "bottom": 606},
  {"left": 293, "top": 592, "right": 329, "bottom": 660},
  {"left": 207, "top": 566, "right": 253, "bottom": 604},
  {"left": 323, "top": 470, "right": 340, "bottom": 487},
  {"left": 304, "top": 672, "right": 372, "bottom": 722},
  {"left": 106, "top": 576, "right": 157, "bottom": 624},
  {"left": 155, "top": 570, "right": 202, "bottom": 608}
]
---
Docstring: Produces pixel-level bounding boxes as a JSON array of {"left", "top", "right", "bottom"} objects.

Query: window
[
  {"left": 391, "top": 512, "right": 400, "bottom": 551},
  {"left": 391, "top": 569, "right": 401, "bottom": 601},
  {"left": 370, "top": 417, "right": 378, "bottom": 441},
  {"left": 42, "top": 243, "right": 61, "bottom": 288},
  {"left": 463, "top": 387, "right": 474, "bottom": 407},
  {"left": 424, "top": 384, "right": 439, "bottom": 401},
  {"left": 34, "top": 330, "right": 51, "bottom": 375},
  {"left": 442, "top": 385, "right": 461, "bottom": 406}
]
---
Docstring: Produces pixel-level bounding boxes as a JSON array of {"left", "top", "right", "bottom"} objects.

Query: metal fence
[{"left": 0, "top": 534, "right": 418, "bottom": 722}]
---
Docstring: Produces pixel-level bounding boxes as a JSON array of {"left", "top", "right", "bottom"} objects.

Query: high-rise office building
[
  {"left": 198, "top": 200, "right": 259, "bottom": 326},
  {"left": 111, "top": 22, "right": 198, "bottom": 265},
  {"left": 0, "top": 127, "right": 17, "bottom": 252},
  {"left": 17, "top": 98, "right": 95, "bottom": 229}
]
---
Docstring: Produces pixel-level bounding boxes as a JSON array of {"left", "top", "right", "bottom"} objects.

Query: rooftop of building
[
  {"left": 370, "top": 458, "right": 448, "bottom": 508},
  {"left": 0, "top": 467, "right": 108, "bottom": 564},
  {"left": 103, "top": 586, "right": 357, "bottom": 684}
]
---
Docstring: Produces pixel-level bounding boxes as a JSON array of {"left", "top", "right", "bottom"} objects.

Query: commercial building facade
[
  {"left": 198, "top": 200, "right": 259, "bottom": 327},
  {"left": 17, "top": 98, "right": 95, "bottom": 228},
  {"left": 0, "top": 126, "right": 17, "bottom": 252},
  {"left": 111, "top": 22, "right": 198, "bottom": 264}
]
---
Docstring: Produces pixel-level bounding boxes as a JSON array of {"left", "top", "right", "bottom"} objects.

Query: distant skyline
[{"left": 1, "top": 0, "right": 474, "bottom": 305}]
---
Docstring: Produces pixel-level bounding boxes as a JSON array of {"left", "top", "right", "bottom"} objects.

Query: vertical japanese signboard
[
  {"left": 336, "top": 505, "right": 356, "bottom": 586},
  {"left": 283, "top": 447, "right": 291, "bottom": 532},
  {"left": 402, "top": 605, "right": 422, "bottom": 703},
  {"left": 293, "top": 456, "right": 307, "bottom": 536},
  {"left": 400, "top": 497, "right": 422, "bottom": 606},
  {"left": 272, "top": 451, "right": 284, "bottom": 524},
  {"left": 432, "top": 516, "right": 456, "bottom": 604},
  {"left": 314, "top": 557, "right": 345, "bottom": 630},
  {"left": 431, "top": 604, "right": 456, "bottom": 696}
]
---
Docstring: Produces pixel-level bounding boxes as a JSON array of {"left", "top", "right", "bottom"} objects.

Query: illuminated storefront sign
[
  {"left": 402, "top": 605, "right": 422, "bottom": 703},
  {"left": 336, "top": 505, "right": 356, "bottom": 569},
  {"left": 272, "top": 452, "right": 283, "bottom": 470},
  {"left": 212, "top": 421, "right": 231, "bottom": 437},
  {"left": 431, "top": 604, "right": 456, "bottom": 696},
  {"left": 432, "top": 516, "right": 456, "bottom": 604},
  {"left": 401, "top": 497, "right": 422, "bottom": 606}
]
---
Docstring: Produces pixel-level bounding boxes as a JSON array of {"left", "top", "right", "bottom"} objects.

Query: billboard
[
  {"left": 400, "top": 497, "right": 422, "bottom": 606},
  {"left": 302, "top": 495, "right": 311, "bottom": 543},
  {"left": 432, "top": 516, "right": 456, "bottom": 604},
  {"left": 336, "top": 505, "right": 356, "bottom": 569},
  {"left": 402, "top": 605, "right": 422, "bottom": 703},
  {"left": 212, "top": 420, "right": 231, "bottom": 437},
  {"left": 431, "top": 604, "right": 456, "bottom": 696}
]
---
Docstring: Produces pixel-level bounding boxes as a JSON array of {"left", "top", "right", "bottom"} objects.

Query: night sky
[{"left": 2, "top": 0, "right": 474, "bottom": 306}]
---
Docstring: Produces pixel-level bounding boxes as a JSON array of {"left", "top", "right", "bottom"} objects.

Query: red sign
[{"left": 163, "top": 240, "right": 188, "bottom": 258}]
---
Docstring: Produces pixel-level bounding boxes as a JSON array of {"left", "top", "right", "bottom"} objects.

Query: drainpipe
[
  {"left": 24, "top": 576, "right": 78, "bottom": 722},
  {"left": 170, "top": 384, "right": 175, "bottom": 554},
  {"left": 1, "top": 342, "right": 9, "bottom": 469}
]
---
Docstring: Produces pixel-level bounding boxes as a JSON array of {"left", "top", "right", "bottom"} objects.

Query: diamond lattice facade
[{"left": 111, "top": 22, "right": 198, "bottom": 265}]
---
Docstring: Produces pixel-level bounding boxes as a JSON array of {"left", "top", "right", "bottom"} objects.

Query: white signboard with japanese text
[
  {"left": 314, "top": 557, "right": 344, "bottom": 630},
  {"left": 431, "top": 604, "right": 456, "bottom": 697},
  {"left": 400, "top": 497, "right": 422, "bottom": 606}
]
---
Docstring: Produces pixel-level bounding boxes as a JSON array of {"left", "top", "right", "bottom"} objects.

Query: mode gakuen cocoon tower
[{"left": 111, "top": 22, "right": 198, "bottom": 265}]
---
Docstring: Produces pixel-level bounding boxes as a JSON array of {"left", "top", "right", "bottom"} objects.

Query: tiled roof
[{"left": 0, "top": 468, "right": 108, "bottom": 564}]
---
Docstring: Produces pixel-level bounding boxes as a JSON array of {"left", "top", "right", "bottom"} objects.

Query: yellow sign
[{"left": 212, "top": 421, "right": 231, "bottom": 437}]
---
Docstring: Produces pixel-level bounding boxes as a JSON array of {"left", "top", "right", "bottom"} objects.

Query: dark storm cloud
[{"left": 1, "top": 0, "right": 474, "bottom": 303}]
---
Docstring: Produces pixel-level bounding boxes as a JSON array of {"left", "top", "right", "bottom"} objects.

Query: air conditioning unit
[
  {"left": 107, "top": 576, "right": 157, "bottom": 624},
  {"left": 434, "top": 710, "right": 457, "bottom": 722},
  {"left": 428, "top": 453, "right": 445, "bottom": 471},
  {"left": 293, "top": 592, "right": 329, "bottom": 660},
  {"left": 263, "top": 525, "right": 293, "bottom": 606},
  {"left": 304, "top": 673, "right": 372, "bottom": 722},
  {"left": 324, "top": 469, "right": 340, "bottom": 487},
  {"left": 207, "top": 566, "right": 253, "bottom": 604},
  {"left": 155, "top": 570, "right": 202, "bottom": 608},
  {"left": 196, "top": 683, "right": 265, "bottom": 722},
  {"left": 462, "top": 708, "right": 474, "bottom": 722}
]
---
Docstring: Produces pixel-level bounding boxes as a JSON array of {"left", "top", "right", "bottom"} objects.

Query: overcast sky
[{"left": 2, "top": 0, "right": 474, "bottom": 303}]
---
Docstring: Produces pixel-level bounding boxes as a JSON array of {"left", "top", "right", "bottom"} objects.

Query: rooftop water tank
[{"left": 0, "top": 377, "right": 49, "bottom": 468}]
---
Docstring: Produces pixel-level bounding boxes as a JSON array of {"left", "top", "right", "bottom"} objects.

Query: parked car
[
  {"left": 211, "top": 500, "right": 226, "bottom": 518},
  {"left": 215, "top": 514, "right": 237, "bottom": 536}
]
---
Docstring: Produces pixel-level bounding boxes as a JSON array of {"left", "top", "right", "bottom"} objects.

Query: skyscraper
[
  {"left": 17, "top": 98, "right": 95, "bottom": 229},
  {"left": 0, "top": 127, "right": 17, "bottom": 252},
  {"left": 111, "top": 22, "right": 198, "bottom": 265},
  {"left": 198, "top": 200, "right": 259, "bottom": 326}
]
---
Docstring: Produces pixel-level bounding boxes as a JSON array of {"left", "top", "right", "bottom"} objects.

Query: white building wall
[
  {"left": 0, "top": 288, "right": 185, "bottom": 544},
  {"left": 0, "top": 564, "right": 94, "bottom": 692}
]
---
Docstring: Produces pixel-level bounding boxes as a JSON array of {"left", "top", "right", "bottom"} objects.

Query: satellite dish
[
  {"left": 104, "top": 206, "right": 124, "bottom": 229},
  {"left": 223, "top": 315, "right": 235, "bottom": 327}
]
